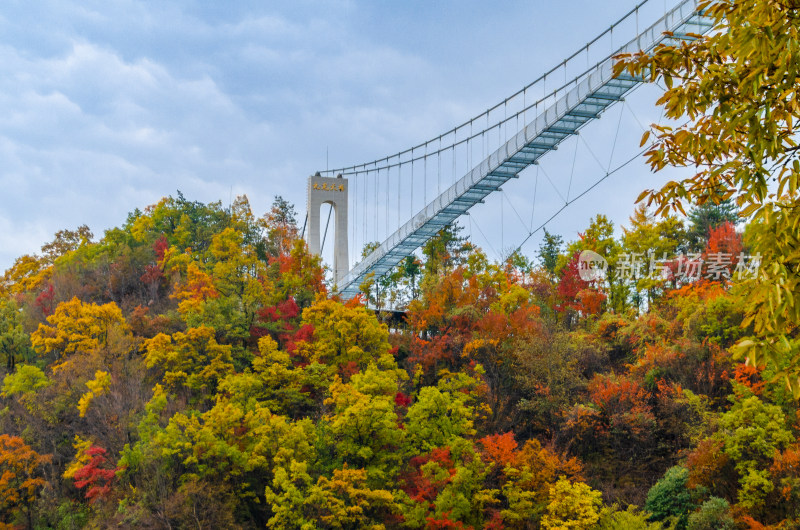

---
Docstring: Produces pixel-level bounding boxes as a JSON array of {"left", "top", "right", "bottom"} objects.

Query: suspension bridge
[{"left": 307, "top": 0, "right": 712, "bottom": 299}]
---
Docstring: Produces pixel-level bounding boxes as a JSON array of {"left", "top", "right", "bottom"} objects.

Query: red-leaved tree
[{"left": 72, "top": 446, "right": 118, "bottom": 503}]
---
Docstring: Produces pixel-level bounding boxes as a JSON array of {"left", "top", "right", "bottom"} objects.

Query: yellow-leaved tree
[
  {"left": 143, "top": 325, "right": 234, "bottom": 398},
  {"left": 30, "top": 297, "right": 131, "bottom": 371}
]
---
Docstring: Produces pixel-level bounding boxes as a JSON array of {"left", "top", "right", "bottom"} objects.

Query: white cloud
[
  {"left": 0, "top": 0, "right": 696, "bottom": 273},
  {"left": 0, "top": 34, "right": 284, "bottom": 267}
]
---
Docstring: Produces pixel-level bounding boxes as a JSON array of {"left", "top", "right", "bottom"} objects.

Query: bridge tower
[{"left": 307, "top": 172, "right": 349, "bottom": 284}]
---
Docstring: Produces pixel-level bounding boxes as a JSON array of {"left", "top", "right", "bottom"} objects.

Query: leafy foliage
[
  {"left": 616, "top": 0, "right": 800, "bottom": 396},
  {"left": 645, "top": 466, "right": 695, "bottom": 529},
  {"left": 72, "top": 445, "right": 118, "bottom": 503},
  {"left": 0, "top": 435, "right": 51, "bottom": 526},
  {"left": 541, "top": 476, "right": 603, "bottom": 530}
]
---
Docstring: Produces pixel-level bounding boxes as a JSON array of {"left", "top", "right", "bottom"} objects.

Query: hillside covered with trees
[
  {"left": 2, "top": 0, "right": 800, "bottom": 527},
  {"left": 0, "top": 190, "right": 795, "bottom": 529}
]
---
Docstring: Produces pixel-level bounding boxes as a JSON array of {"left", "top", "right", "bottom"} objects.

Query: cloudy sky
[{"left": 0, "top": 0, "right": 695, "bottom": 271}]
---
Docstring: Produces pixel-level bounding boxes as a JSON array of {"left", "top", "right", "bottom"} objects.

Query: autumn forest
[{"left": 3, "top": 0, "right": 800, "bottom": 528}]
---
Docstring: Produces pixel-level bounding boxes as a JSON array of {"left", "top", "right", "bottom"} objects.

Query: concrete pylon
[{"left": 307, "top": 173, "right": 349, "bottom": 284}]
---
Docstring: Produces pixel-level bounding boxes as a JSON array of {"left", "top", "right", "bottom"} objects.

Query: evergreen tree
[
  {"left": 537, "top": 229, "right": 563, "bottom": 274},
  {"left": 686, "top": 199, "right": 738, "bottom": 252}
]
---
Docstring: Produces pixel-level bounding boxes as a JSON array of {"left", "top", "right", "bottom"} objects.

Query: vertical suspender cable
[
  {"left": 504, "top": 98, "right": 507, "bottom": 143},
  {"left": 466, "top": 123, "right": 470, "bottom": 173},
  {"left": 469, "top": 120, "right": 473, "bottom": 168},
  {"left": 452, "top": 143, "right": 455, "bottom": 187},
  {"left": 451, "top": 132, "right": 458, "bottom": 184},
  {"left": 410, "top": 148, "right": 414, "bottom": 219},
  {"left": 354, "top": 171, "right": 358, "bottom": 258},
  {"left": 523, "top": 88, "right": 526, "bottom": 125},
  {"left": 437, "top": 136, "right": 442, "bottom": 196},
  {"left": 424, "top": 143, "right": 428, "bottom": 206},
  {"left": 543, "top": 72, "right": 546, "bottom": 104},
  {"left": 501, "top": 192, "right": 504, "bottom": 257},
  {"left": 363, "top": 171, "right": 366, "bottom": 247},
  {"left": 397, "top": 158, "right": 401, "bottom": 230},
  {"left": 485, "top": 112, "right": 489, "bottom": 158},
  {"left": 385, "top": 163, "right": 389, "bottom": 239}
]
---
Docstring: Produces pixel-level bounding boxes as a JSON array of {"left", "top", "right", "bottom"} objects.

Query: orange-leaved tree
[{"left": 0, "top": 435, "right": 51, "bottom": 528}]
